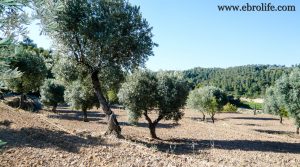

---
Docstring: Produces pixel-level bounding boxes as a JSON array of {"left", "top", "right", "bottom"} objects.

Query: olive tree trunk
[
  {"left": 82, "top": 107, "right": 89, "bottom": 122},
  {"left": 91, "top": 71, "right": 121, "bottom": 136},
  {"left": 19, "top": 94, "right": 26, "bottom": 109},
  {"left": 52, "top": 103, "right": 57, "bottom": 112},
  {"left": 143, "top": 111, "right": 163, "bottom": 139},
  {"left": 297, "top": 127, "right": 299, "bottom": 134},
  {"left": 201, "top": 112, "right": 206, "bottom": 121},
  {"left": 280, "top": 116, "right": 283, "bottom": 124}
]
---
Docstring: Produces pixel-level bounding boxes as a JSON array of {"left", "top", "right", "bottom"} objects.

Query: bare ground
[{"left": 0, "top": 103, "right": 300, "bottom": 167}]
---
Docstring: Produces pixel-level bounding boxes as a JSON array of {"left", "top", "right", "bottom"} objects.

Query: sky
[{"left": 27, "top": 0, "right": 300, "bottom": 71}]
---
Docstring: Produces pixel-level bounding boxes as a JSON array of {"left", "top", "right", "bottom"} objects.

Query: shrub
[{"left": 223, "top": 103, "right": 238, "bottom": 113}]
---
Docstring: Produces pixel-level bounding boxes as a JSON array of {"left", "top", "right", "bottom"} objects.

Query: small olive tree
[
  {"left": 118, "top": 70, "right": 188, "bottom": 139},
  {"left": 187, "top": 88, "right": 206, "bottom": 121},
  {"left": 263, "top": 86, "right": 287, "bottom": 124},
  {"left": 64, "top": 79, "right": 99, "bottom": 122},
  {"left": 188, "top": 86, "right": 227, "bottom": 123},
  {"left": 40, "top": 79, "right": 65, "bottom": 112}
]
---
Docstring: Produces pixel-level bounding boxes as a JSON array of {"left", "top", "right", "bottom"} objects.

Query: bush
[{"left": 223, "top": 103, "right": 238, "bottom": 112}]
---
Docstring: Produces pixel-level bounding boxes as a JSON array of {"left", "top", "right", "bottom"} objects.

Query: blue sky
[{"left": 28, "top": 0, "right": 300, "bottom": 71}]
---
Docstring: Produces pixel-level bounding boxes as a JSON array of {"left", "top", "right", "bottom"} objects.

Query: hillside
[
  {"left": 182, "top": 65, "right": 292, "bottom": 97},
  {"left": 1, "top": 103, "right": 300, "bottom": 166}
]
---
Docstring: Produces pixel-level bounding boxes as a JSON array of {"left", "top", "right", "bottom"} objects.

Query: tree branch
[{"left": 143, "top": 110, "right": 152, "bottom": 124}]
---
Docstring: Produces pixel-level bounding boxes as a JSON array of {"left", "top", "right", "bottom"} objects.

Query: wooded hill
[{"left": 182, "top": 65, "right": 293, "bottom": 97}]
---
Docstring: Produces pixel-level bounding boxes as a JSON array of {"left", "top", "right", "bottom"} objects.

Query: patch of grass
[{"left": 239, "top": 101, "right": 263, "bottom": 110}]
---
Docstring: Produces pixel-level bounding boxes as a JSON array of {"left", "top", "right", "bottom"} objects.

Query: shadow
[
  {"left": 0, "top": 120, "right": 13, "bottom": 127},
  {"left": 237, "top": 123, "right": 260, "bottom": 126},
  {"left": 255, "top": 129, "right": 293, "bottom": 135},
  {"left": 229, "top": 117, "right": 279, "bottom": 121},
  {"left": 47, "top": 111, "right": 106, "bottom": 122},
  {"left": 0, "top": 127, "right": 105, "bottom": 153},
  {"left": 128, "top": 137, "right": 300, "bottom": 155},
  {"left": 189, "top": 117, "right": 205, "bottom": 122},
  {"left": 120, "top": 121, "right": 180, "bottom": 129}
]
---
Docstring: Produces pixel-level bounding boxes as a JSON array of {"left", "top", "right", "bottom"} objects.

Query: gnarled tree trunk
[
  {"left": 280, "top": 116, "right": 283, "bottom": 124},
  {"left": 297, "top": 127, "right": 299, "bottom": 134},
  {"left": 143, "top": 111, "right": 163, "bottom": 139},
  {"left": 91, "top": 71, "right": 121, "bottom": 136}
]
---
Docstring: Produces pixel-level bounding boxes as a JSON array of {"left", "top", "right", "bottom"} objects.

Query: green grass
[{"left": 239, "top": 101, "right": 263, "bottom": 110}]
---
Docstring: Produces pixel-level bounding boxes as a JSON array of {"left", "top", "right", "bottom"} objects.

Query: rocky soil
[{"left": 0, "top": 103, "right": 300, "bottom": 167}]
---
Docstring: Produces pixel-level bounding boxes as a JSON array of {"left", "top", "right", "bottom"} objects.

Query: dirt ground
[{"left": 0, "top": 103, "right": 300, "bottom": 167}]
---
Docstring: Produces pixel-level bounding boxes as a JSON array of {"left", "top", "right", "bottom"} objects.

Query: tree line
[{"left": 182, "top": 65, "right": 292, "bottom": 97}]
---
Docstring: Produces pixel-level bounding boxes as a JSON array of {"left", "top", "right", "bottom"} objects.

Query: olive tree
[
  {"left": 34, "top": 0, "right": 156, "bottom": 136},
  {"left": 275, "top": 70, "right": 300, "bottom": 134},
  {"left": 187, "top": 88, "right": 206, "bottom": 121},
  {"left": 263, "top": 86, "right": 287, "bottom": 124},
  {"left": 5, "top": 47, "right": 47, "bottom": 108},
  {"left": 118, "top": 70, "right": 188, "bottom": 139},
  {"left": 118, "top": 70, "right": 157, "bottom": 137},
  {"left": 188, "top": 86, "right": 227, "bottom": 123},
  {"left": 64, "top": 79, "right": 99, "bottom": 122},
  {"left": 40, "top": 79, "right": 65, "bottom": 112}
]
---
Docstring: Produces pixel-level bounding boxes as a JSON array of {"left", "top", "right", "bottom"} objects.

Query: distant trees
[
  {"left": 183, "top": 65, "right": 291, "bottom": 97},
  {"left": 187, "top": 86, "right": 227, "bottom": 123},
  {"left": 118, "top": 70, "right": 188, "bottom": 139},
  {"left": 40, "top": 79, "right": 65, "bottom": 112},
  {"left": 35, "top": 0, "right": 156, "bottom": 136},
  {"left": 263, "top": 86, "right": 287, "bottom": 124},
  {"left": 273, "top": 69, "right": 300, "bottom": 134}
]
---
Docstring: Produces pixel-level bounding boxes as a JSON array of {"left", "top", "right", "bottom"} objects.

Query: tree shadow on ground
[
  {"left": 236, "top": 123, "right": 260, "bottom": 126},
  {"left": 120, "top": 121, "right": 180, "bottom": 129},
  {"left": 47, "top": 111, "right": 106, "bottom": 122},
  {"left": 189, "top": 117, "right": 223, "bottom": 123},
  {"left": 254, "top": 129, "right": 294, "bottom": 135},
  {"left": 0, "top": 127, "right": 108, "bottom": 153},
  {"left": 228, "top": 117, "right": 279, "bottom": 121},
  {"left": 128, "top": 137, "right": 300, "bottom": 155}
]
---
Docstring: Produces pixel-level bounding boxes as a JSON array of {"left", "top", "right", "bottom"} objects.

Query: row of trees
[{"left": 264, "top": 68, "right": 300, "bottom": 134}]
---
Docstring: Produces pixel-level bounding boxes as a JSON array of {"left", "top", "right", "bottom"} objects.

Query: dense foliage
[
  {"left": 183, "top": 65, "right": 291, "bottom": 97},
  {"left": 40, "top": 79, "right": 65, "bottom": 112}
]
